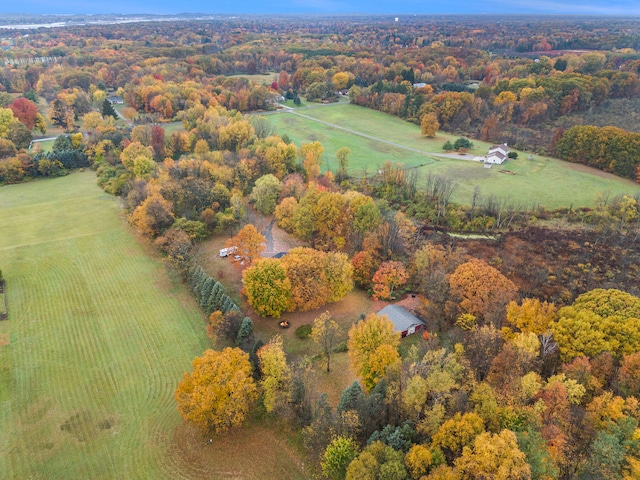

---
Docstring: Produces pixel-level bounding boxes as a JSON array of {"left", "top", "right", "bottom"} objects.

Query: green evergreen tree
[
  {"left": 236, "top": 317, "right": 254, "bottom": 347},
  {"left": 199, "top": 277, "right": 215, "bottom": 308},
  {"left": 219, "top": 295, "right": 232, "bottom": 313},
  {"left": 190, "top": 266, "right": 205, "bottom": 293},
  {"left": 206, "top": 282, "right": 224, "bottom": 314},
  {"left": 102, "top": 98, "right": 118, "bottom": 119},
  {"left": 194, "top": 273, "right": 208, "bottom": 302},
  {"left": 338, "top": 381, "right": 365, "bottom": 413}
]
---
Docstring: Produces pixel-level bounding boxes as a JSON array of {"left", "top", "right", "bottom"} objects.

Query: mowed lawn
[
  {"left": 267, "top": 104, "right": 640, "bottom": 209},
  {"left": 0, "top": 173, "right": 222, "bottom": 478},
  {"left": 0, "top": 172, "right": 308, "bottom": 479}
]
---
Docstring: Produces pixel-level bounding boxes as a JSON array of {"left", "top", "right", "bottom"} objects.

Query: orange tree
[
  {"left": 448, "top": 258, "right": 518, "bottom": 325},
  {"left": 175, "top": 348, "right": 258, "bottom": 434},
  {"left": 371, "top": 260, "right": 408, "bottom": 300},
  {"left": 226, "top": 223, "right": 266, "bottom": 266}
]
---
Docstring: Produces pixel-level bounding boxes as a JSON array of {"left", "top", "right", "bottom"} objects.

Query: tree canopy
[{"left": 175, "top": 348, "right": 258, "bottom": 434}]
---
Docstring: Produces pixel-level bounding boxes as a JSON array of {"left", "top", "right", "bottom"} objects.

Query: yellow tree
[
  {"left": 256, "top": 247, "right": 352, "bottom": 313},
  {"left": 347, "top": 313, "right": 401, "bottom": 391},
  {"left": 120, "top": 141, "right": 154, "bottom": 172},
  {"left": 433, "top": 412, "right": 486, "bottom": 461},
  {"left": 312, "top": 311, "right": 340, "bottom": 372},
  {"left": 129, "top": 193, "right": 175, "bottom": 237},
  {"left": 242, "top": 259, "right": 291, "bottom": 318},
  {"left": 257, "top": 335, "right": 292, "bottom": 413},
  {"left": 506, "top": 298, "right": 557, "bottom": 335},
  {"left": 332, "top": 71, "right": 351, "bottom": 90},
  {"left": 455, "top": 430, "right": 531, "bottom": 479},
  {"left": 299, "top": 141, "right": 324, "bottom": 182},
  {"left": 175, "top": 348, "right": 258, "bottom": 434},
  {"left": 405, "top": 444, "right": 433, "bottom": 479},
  {"left": 421, "top": 113, "right": 440, "bottom": 137},
  {"left": 226, "top": 224, "right": 266, "bottom": 266},
  {"left": 0, "top": 108, "right": 16, "bottom": 138}
]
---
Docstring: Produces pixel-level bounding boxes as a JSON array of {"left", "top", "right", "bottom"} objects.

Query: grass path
[{"left": 289, "top": 110, "right": 438, "bottom": 160}]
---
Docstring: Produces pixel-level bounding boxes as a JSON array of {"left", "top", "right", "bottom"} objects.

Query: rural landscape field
[
  {"left": 3, "top": 9, "right": 640, "bottom": 480},
  {"left": 266, "top": 104, "right": 640, "bottom": 208},
  {"left": 0, "top": 172, "right": 208, "bottom": 478}
]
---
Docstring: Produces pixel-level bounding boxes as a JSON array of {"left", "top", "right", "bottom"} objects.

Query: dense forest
[{"left": 2, "top": 15, "right": 640, "bottom": 479}]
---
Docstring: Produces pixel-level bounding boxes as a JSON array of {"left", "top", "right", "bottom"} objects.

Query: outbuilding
[{"left": 377, "top": 305, "right": 425, "bottom": 338}]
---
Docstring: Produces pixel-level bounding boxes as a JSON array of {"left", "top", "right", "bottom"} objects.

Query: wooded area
[{"left": 2, "top": 14, "right": 640, "bottom": 480}]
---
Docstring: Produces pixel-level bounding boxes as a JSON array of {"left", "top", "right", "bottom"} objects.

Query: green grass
[
  {"left": 228, "top": 72, "right": 277, "bottom": 84},
  {"left": 281, "top": 98, "right": 307, "bottom": 108},
  {"left": 0, "top": 172, "right": 211, "bottom": 478},
  {"left": 267, "top": 104, "right": 640, "bottom": 209},
  {"left": 32, "top": 139, "right": 55, "bottom": 153},
  {"left": 161, "top": 122, "right": 185, "bottom": 136},
  {"left": 0, "top": 172, "right": 309, "bottom": 479}
]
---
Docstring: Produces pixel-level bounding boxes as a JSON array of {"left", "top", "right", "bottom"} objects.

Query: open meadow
[
  {"left": 267, "top": 104, "right": 640, "bottom": 209},
  {"left": 0, "top": 172, "right": 306, "bottom": 479}
]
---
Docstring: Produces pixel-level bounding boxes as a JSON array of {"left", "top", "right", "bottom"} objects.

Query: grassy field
[
  {"left": 162, "top": 122, "right": 185, "bottom": 136},
  {"left": 31, "top": 139, "right": 55, "bottom": 153},
  {"left": 267, "top": 104, "right": 640, "bottom": 209},
  {"left": 0, "top": 172, "right": 306, "bottom": 479},
  {"left": 228, "top": 72, "right": 278, "bottom": 84}
]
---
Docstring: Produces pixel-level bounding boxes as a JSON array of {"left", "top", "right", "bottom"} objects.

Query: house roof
[
  {"left": 377, "top": 305, "right": 425, "bottom": 333},
  {"left": 488, "top": 151, "right": 507, "bottom": 161},
  {"left": 488, "top": 143, "right": 509, "bottom": 155}
]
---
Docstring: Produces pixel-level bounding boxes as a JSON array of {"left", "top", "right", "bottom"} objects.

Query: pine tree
[
  {"left": 199, "top": 277, "right": 215, "bottom": 308},
  {"left": 221, "top": 296, "right": 236, "bottom": 314},
  {"left": 236, "top": 317, "right": 254, "bottom": 347},
  {"left": 206, "top": 282, "right": 224, "bottom": 314},
  {"left": 194, "top": 273, "right": 208, "bottom": 302},
  {"left": 219, "top": 294, "right": 231, "bottom": 313},
  {"left": 338, "top": 381, "right": 364, "bottom": 413},
  {"left": 102, "top": 98, "right": 118, "bottom": 119},
  {"left": 190, "top": 266, "right": 205, "bottom": 295}
]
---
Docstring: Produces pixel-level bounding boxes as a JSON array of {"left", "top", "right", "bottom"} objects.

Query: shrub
[
  {"left": 295, "top": 324, "right": 313, "bottom": 339},
  {"left": 333, "top": 341, "right": 348, "bottom": 353}
]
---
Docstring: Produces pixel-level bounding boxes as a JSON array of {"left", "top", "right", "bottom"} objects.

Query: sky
[{"left": 1, "top": 0, "right": 640, "bottom": 16}]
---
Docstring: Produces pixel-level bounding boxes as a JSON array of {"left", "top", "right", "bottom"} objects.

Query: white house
[
  {"left": 106, "top": 95, "right": 124, "bottom": 105},
  {"left": 484, "top": 143, "right": 509, "bottom": 165}
]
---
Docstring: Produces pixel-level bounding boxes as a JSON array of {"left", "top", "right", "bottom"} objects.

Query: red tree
[
  {"left": 151, "top": 125, "right": 165, "bottom": 160},
  {"left": 9, "top": 97, "right": 38, "bottom": 130},
  {"left": 372, "top": 261, "right": 408, "bottom": 300}
]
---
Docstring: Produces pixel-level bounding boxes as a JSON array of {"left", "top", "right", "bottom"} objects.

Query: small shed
[{"left": 377, "top": 305, "right": 425, "bottom": 338}]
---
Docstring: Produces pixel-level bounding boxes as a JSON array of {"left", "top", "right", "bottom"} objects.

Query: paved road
[
  {"left": 262, "top": 219, "right": 275, "bottom": 255},
  {"left": 29, "top": 136, "right": 60, "bottom": 150},
  {"left": 431, "top": 152, "right": 482, "bottom": 162}
]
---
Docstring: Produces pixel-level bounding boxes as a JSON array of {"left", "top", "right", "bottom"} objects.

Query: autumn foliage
[
  {"left": 225, "top": 224, "right": 266, "bottom": 266},
  {"left": 449, "top": 258, "right": 518, "bottom": 324},
  {"left": 175, "top": 348, "right": 258, "bottom": 434},
  {"left": 347, "top": 313, "right": 400, "bottom": 391},
  {"left": 371, "top": 261, "right": 408, "bottom": 300}
]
